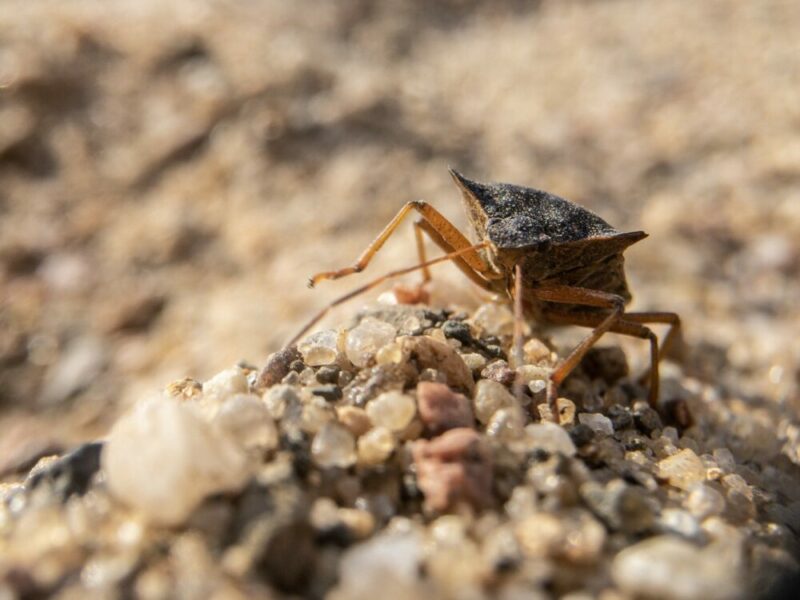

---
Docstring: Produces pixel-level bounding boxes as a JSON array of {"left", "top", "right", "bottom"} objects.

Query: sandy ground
[{"left": 1, "top": 0, "right": 799, "bottom": 449}]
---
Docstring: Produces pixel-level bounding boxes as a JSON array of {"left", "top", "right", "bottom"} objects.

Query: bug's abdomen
[{"left": 526, "top": 253, "right": 634, "bottom": 321}]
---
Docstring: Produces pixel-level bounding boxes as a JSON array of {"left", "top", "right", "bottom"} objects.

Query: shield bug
[{"left": 292, "top": 169, "right": 681, "bottom": 417}]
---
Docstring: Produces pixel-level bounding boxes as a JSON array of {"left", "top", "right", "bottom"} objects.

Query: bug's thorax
[{"left": 449, "top": 169, "right": 648, "bottom": 321}]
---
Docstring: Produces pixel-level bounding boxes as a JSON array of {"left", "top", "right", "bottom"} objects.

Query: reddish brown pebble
[
  {"left": 481, "top": 360, "right": 516, "bottom": 387},
  {"left": 257, "top": 346, "right": 302, "bottom": 388},
  {"left": 416, "top": 381, "right": 474, "bottom": 435},
  {"left": 392, "top": 282, "right": 430, "bottom": 305},
  {"left": 412, "top": 428, "right": 492, "bottom": 512}
]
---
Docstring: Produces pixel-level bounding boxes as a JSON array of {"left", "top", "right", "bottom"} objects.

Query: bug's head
[
  {"left": 449, "top": 168, "right": 553, "bottom": 254},
  {"left": 449, "top": 168, "right": 494, "bottom": 242}
]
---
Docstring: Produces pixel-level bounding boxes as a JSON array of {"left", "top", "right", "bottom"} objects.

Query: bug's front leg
[{"left": 308, "top": 200, "right": 495, "bottom": 287}]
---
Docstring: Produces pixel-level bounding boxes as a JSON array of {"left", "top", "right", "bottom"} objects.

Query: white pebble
[
  {"left": 685, "top": 484, "right": 726, "bottom": 519},
  {"left": 346, "top": 318, "right": 397, "bottom": 368},
  {"left": 578, "top": 413, "right": 614, "bottom": 436},
  {"left": 103, "top": 398, "right": 250, "bottom": 525},
  {"left": 358, "top": 427, "right": 396, "bottom": 465},
  {"left": 657, "top": 509, "right": 704, "bottom": 541},
  {"left": 366, "top": 391, "right": 416, "bottom": 432},
  {"left": 473, "top": 379, "right": 515, "bottom": 424},
  {"left": 612, "top": 536, "right": 739, "bottom": 600},
  {"left": 312, "top": 422, "right": 356, "bottom": 468},
  {"left": 331, "top": 532, "right": 424, "bottom": 600},
  {"left": 487, "top": 406, "right": 526, "bottom": 442},
  {"left": 658, "top": 449, "right": 706, "bottom": 490},
  {"left": 528, "top": 379, "right": 547, "bottom": 394},
  {"left": 214, "top": 394, "right": 278, "bottom": 451},
  {"left": 461, "top": 352, "right": 487, "bottom": 372},
  {"left": 202, "top": 368, "right": 249, "bottom": 403},
  {"left": 262, "top": 384, "right": 300, "bottom": 419},
  {"left": 525, "top": 423, "right": 576, "bottom": 457}
]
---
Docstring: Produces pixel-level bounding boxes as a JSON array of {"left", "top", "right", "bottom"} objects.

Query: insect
[{"left": 292, "top": 169, "right": 681, "bottom": 418}]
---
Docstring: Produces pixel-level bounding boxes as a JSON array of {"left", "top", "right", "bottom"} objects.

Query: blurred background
[{"left": 1, "top": 0, "right": 799, "bottom": 459}]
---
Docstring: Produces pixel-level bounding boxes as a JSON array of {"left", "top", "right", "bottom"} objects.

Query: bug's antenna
[{"left": 286, "top": 241, "right": 489, "bottom": 348}]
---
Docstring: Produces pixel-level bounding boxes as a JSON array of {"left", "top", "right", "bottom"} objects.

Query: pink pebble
[
  {"left": 412, "top": 428, "right": 492, "bottom": 512},
  {"left": 416, "top": 381, "right": 474, "bottom": 435}
]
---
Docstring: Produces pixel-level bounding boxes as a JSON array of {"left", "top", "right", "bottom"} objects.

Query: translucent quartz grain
[
  {"left": 523, "top": 338, "right": 552, "bottom": 364},
  {"left": 657, "top": 508, "right": 703, "bottom": 541},
  {"left": 345, "top": 318, "right": 397, "bottom": 368},
  {"left": 375, "top": 342, "right": 406, "bottom": 366},
  {"left": 685, "top": 484, "right": 726, "bottom": 519},
  {"left": 461, "top": 352, "right": 487, "bottom": 373},
  {"left": 312, "top": 422, "right": 356, "bottom": 468},
  {"left": 298, "top": 329, "right": 339, "bottom": 366},
  {"left": 612, "top": 536, "right": 738, "bottom": 600},
  {"left": 524, "top": 422, "right": 577, "bottom": 456},
  {"left": 515, "top": 365, "right": 551, "bottom": 386},
  {"left": 473, "top": 379, "right": 515, "bottom": 424},
  {"left": 357, "top": 427, "right": 396, "bottom": 465},
  {"left": 486, "top": 407, "right": 525, "bottom": 442},
  {"left": 366, "top": 391, "right": 416, "bottom": 432},
  {"left": 657, "top": 449, "right": 706, "bottom": 490}
]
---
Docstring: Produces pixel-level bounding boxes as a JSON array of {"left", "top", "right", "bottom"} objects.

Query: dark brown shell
[
  {"left": 450, "top": 169, "right": 625, "bottom": 248},
  {"left": 449, "top": 169, "right": 648, "bottom": 317}
]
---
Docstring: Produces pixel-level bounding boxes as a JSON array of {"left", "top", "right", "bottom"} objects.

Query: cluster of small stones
[{"left": 1, "top": 302, "right": 799, "bottom": 599}]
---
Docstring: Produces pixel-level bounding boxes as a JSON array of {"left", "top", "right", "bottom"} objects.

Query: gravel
[
  {"left": 2, "top": 0, "right": 799, "bottom": 597},
  {"left": 3, "top": 303, "right": 798, "bottom": 598}
]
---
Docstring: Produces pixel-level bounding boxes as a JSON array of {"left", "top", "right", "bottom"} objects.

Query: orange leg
[
  {"left": 528, "top": 283, "right": 626, "bottom": 418},
  {"left": 308, "top": 200, "right": 500, "bottom": 287},
  {"left": 542, "top": 308, "right": 676, "bottom": 411},
  {"left": 511, "top": 264, "right": 526, "bottom": 400},
  {"left": 413, "top": 218, "right": 500, "bottom": 291},
  {"left": 623, "top": 311, "right": 683, "bottom": 363},
  {"left": 394, "top": 219, "right": 498, "bottom": 304},
  {"left": 287, "top": 242, "right": 488, "bottom": 347}
]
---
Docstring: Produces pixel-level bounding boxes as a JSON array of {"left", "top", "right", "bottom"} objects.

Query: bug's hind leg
[
  {"left": 542, "top": 309, "right": 664, "bottom": 411},
  {"left": 623, "top": 311, "right": 683, "bottom": 364},
  {"left": 529, "top": 284, "right": 627, "bottom": 420}
]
